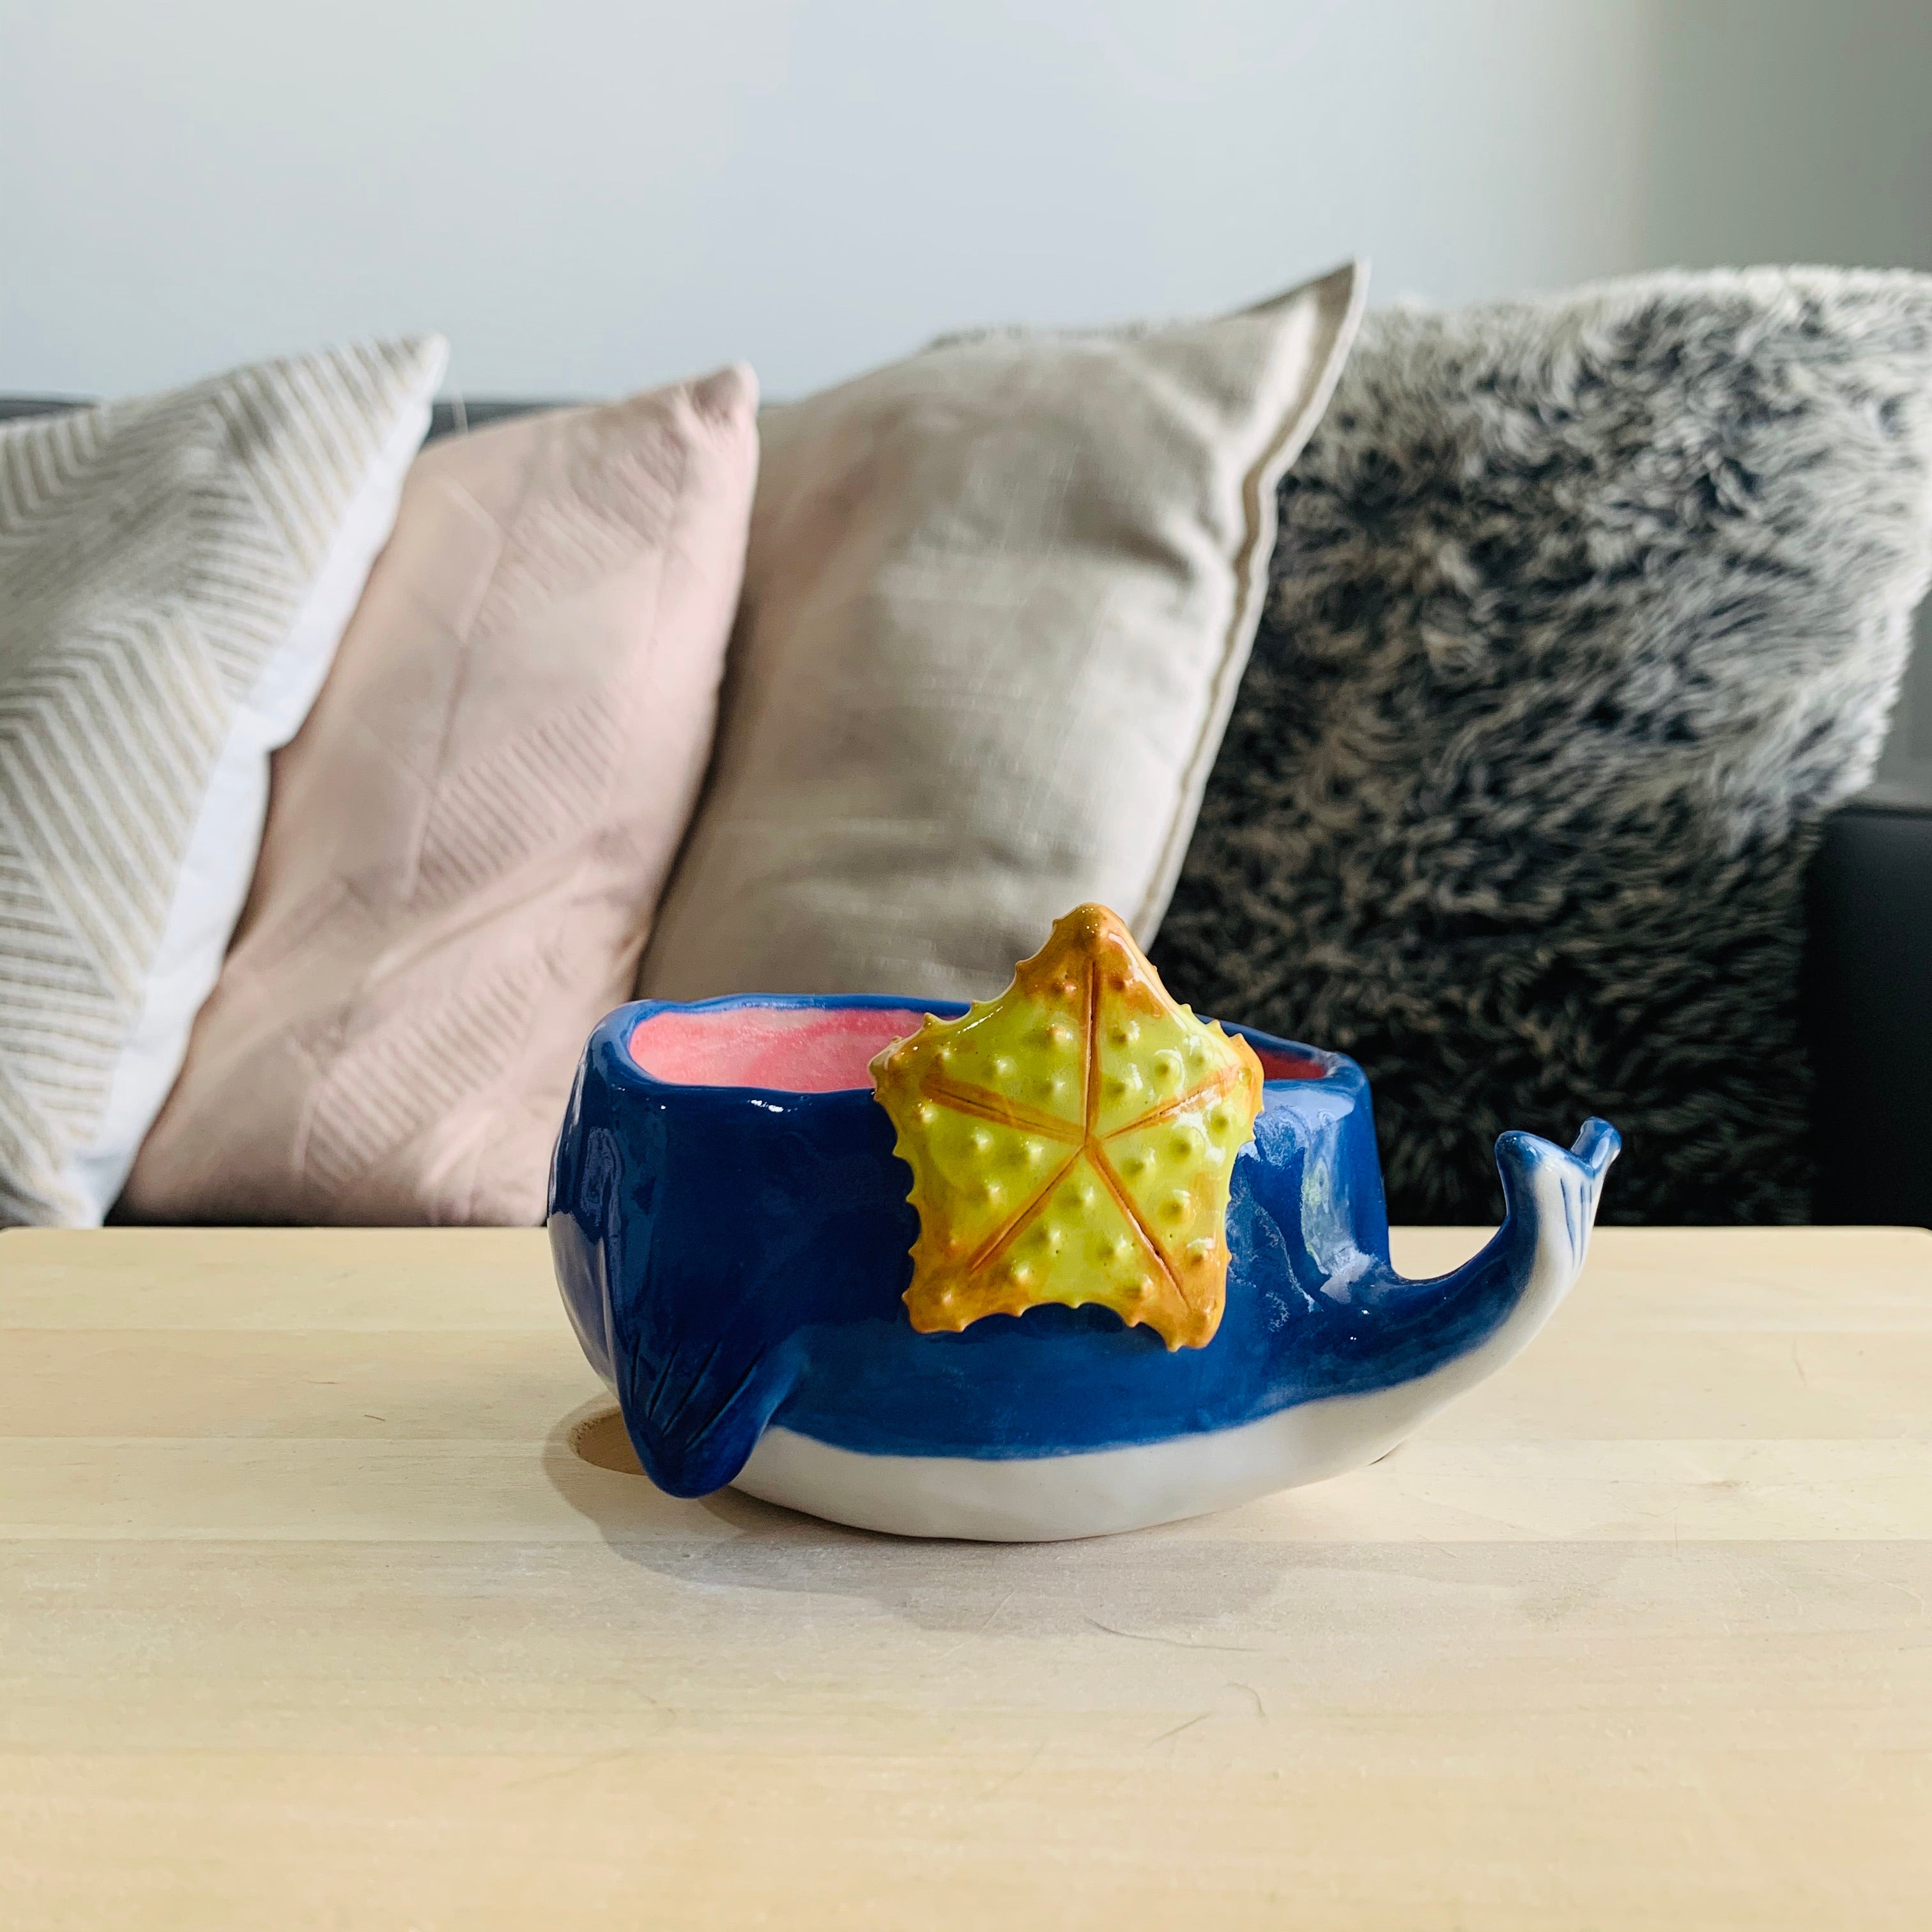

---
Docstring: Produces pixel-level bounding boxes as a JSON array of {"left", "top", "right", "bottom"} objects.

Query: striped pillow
[{"left": 0, "top": 339, "right": 447, "bottom": 1225}]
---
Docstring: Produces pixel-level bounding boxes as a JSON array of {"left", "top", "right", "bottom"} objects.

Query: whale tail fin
[
  {"left": 1404, "top": 1116, "right": 1621, "bottom": 1388},
  {"left": 1494, "top": 1117, "right": 1620, "bottom": 1277},
  {"left": 1364, "top": 1117, "right": 1621, "bottom": 1391}
]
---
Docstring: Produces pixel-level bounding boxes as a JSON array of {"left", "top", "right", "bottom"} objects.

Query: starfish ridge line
[
  {"left": 962, "top": 1147, "right": 1087, "bottom": 1278},
  {"left": 917, "top": 1071, "right": 1082, "bottom": 1142},
  {"left": 908, "top": 956, "right": 1216, "bottom": 1315},
  {"left": 1086, "top": 1136, "right": 1188, "bottom": 1310}
]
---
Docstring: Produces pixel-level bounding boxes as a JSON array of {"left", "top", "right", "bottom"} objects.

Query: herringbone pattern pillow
[{"left": 0, "top": 339, "right": 446, "bottom": 1224}]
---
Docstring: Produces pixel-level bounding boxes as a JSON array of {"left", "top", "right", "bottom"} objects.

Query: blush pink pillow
[{"left": 125, "top": 367, "right": 759, "bottom": 1225}]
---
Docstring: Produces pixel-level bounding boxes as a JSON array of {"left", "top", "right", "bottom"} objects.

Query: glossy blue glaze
[{"left": 549, "top": 995, "right": 1619, "bottom": 1500}]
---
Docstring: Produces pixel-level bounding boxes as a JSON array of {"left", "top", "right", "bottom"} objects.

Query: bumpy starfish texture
[{"left": 870, "top": 904, "right": 1264, "bottom": 1350}]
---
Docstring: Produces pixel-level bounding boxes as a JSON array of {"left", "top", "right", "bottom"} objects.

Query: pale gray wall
[
  {"left": 3, "top": 0, "right": 1928, "bottom": 787},
  {"left": 1642, "top": 0, "right": 1932, "bottom": 795},
  {"left": 2, "top": 0, "right": 1662, "bottom": 397}
]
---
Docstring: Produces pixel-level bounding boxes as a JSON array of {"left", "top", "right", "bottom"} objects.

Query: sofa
[
  {"left": 4, "top": 268, "right": 1929, "bottom": 1230},
  {"left": 401, "top": 401, "right": 1932, "bottom": 1231}
]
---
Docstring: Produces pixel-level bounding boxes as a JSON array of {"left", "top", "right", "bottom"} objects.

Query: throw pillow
[
  {"left": 1151, "top": 268, "right": 1932, "bottom": 1224},
  {"left": 636, "top": 263, "right": 1365, "bottom": 1003},
  {"left": 125, "top": 367, "right": 760, "bottom": 1225},
  {"left": 0, "top": 339, "right": 447, "bottom": 1226}
]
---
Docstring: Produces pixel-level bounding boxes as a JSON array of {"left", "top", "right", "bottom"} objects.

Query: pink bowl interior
[
  {"left": 628, "top": 1005, "right": 931, "bottom": 1093},
  {"left": 629, "top": 1002, "right": 1330, "bottom": 1092}
]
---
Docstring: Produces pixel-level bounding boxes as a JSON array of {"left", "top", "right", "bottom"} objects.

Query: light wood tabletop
[{"left": 3, "top": 1223, "right": 1928, "bottom": 1930}]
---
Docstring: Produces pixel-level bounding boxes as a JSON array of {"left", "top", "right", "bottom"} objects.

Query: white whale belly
[
  {"left": 735, "top": 1160, "right": 1583, "bottom": 1540},
  {"left": 733, "top": 1384, "right": 1423, "bottom": 1541}
]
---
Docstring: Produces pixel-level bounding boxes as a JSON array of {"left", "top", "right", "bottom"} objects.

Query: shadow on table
[{"left": 540, "top": 1398, "right": 1309, "bottom": 1638}]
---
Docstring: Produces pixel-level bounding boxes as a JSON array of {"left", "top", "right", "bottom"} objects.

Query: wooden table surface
[{"left": 3, "top": 1224, "right": 1928, "bottom": 1930}]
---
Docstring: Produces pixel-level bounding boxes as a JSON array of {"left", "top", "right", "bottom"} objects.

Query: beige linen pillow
[
  {"left": 125, "top": 366, "right": 759, "bottom": 1225},
  {"left": 0, "top": 339, "right": 446, "bottom": 1227},
  {"left": 638, "top": 263, "right": 1365, "bottom": 1003}
]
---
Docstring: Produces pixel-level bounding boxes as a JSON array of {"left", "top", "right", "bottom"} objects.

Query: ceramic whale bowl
[{"left": 549, "top": 906, "right": 1618, "bottom": 1541}]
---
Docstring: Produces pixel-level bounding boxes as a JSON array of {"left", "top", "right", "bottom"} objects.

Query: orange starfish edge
[{"left": 870, "top": 904, "right": 1264, "bottom": 1351}]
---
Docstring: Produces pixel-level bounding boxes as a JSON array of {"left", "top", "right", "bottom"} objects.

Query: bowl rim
[{"left": 601, "top": 992, "right": 1346, "bottom": 1105}]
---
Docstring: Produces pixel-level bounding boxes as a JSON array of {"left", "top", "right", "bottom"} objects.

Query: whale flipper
[{"left": 613, "top": 1283, "right": 803, "bottom": 1498}]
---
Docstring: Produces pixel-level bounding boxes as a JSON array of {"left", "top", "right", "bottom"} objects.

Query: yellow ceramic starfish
[{"left": 870, "top": 904, "right": 1264, "bottom": 1350}]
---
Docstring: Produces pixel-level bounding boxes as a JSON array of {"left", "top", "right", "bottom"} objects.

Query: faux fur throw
[{"left": 1153, "top": 268, "right": 1932, "bottom": 1225}]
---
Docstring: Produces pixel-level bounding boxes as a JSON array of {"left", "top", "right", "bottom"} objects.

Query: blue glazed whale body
[{"left": 549, "top": 993, "right": 1619, "bottom": 1540}]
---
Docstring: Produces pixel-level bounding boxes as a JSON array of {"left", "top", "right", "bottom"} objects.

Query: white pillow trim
[
  {"left": 70, "top": 351, "right": 445, "bottom": 1220},
  {"left": 1128, "top": 261, "right": 1369, "bottom": 944}
]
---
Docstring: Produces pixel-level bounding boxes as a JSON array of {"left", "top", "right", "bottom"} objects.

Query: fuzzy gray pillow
[{"left": 1152, "top": 268, "right": 1932, "bottom": 1225}]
